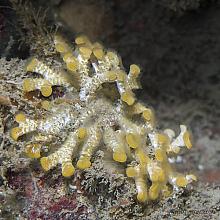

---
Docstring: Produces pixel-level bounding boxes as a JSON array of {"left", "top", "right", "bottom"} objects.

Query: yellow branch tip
[
  {"left": 151, "top": 169, "right": 165, "bottom": 182},
  {"left": 130, "top": 64, "right": 140, "bottom": 77},
  {"left": 40, "top": 85, "right": 52, "bottom": 97},
  {"left": 75, "top": 35, "right": 90, "bottom": 45},
  {"left": 183, "top": 131, "right": 193, "bottom": 149},
  {"left": 93, "top": 48, "right": 104, "bottom": 60},
  {"left": 40, "top": 157, "right": 51, "bottom": 171},
  {"left": 25, "top": 143, "right": 41, "bottom": 158},
  {"left": 79, "top": 46, "right": 92, "bottom": 59},
  {"left": 78, "top": 128, "right": 87, "bottom": 139},
  {"left": 64, "top": 53, "right": 78, "bottom": 72},
  {"left": 126, "top": 133, "right": 141, "bottom": 149},
  {"left": 126, "top": 167, "right": 137, "bottom": 177},
  {"left": 10, "top": 127, "right": 23, "bottom": 141},
  {"left": 155, "top": 148, "right": 164, "bottom": 162},
  {"left": 113, "top": 150, "right": 127, "bottom": 163},
  {"left": 106, "top": 71, "right": 117, "bottom": 81},
  {"left": 77, "top": 157, "right": 91, "bottom": 169},
  {"left": 23, "top": 79, "right": 35, "bottom": 92},
  {"left": 41, "top": 100, "right": 51, "bottom": 110},
  {"left": 117, "top": 70, "right": 126, "bottom": 81},
  {"left": 15, "top": 113, "right": 26, "bottom": 123},
  {"left": 136, "top": 149, "right": 150, "bottom": 164},
  {"left": 121, "top": 91, "right": 135, "bottom": 106},
  {"left": 62, "top": 162, "right": 75, "bottom": 177},
  {"left": 157, "top": 133, "right": 169, "bottom": 146},
  {"left": 142, "top": 109, "right": 154, "bottom": 122},
  {"left": 176, "top": 176, "right": 188, "bottom": 187},
  {"left": 149, "top": 183, "right": 160, "bottom": 200},
  {"left": 54, "top": 35, "right": 71, "bottom": 54},
  {"left": 137, "top": 191, "right": 148, "bottom": 203}
]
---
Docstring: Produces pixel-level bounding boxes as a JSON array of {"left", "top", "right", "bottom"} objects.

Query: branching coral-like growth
[{"left": 10, "top": 34, "right": 196, "bottom": 202}]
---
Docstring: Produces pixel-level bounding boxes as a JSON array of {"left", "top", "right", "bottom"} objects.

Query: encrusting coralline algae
[{"left": 10, "top": 33, "right": 196, "bottom": 203}]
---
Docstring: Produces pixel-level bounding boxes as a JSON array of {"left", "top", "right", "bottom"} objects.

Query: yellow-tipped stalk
[
  {"left": 55, "top": 43, "right": 70, "bottom": 53},
  {"left": 75, "top": 35, "right": 90, "bottom": 45},
  {"left": 54, "top": 35, "right": 71, "bottom": 54},
  {"left": 41, "top": 100, "right": 51, "bottom": 110},
  {"left": 77, "top": 127, "right": 87, "bottom": 139},
  {"left": 113, "top": 149, "right": 127, "bottom": 163},
  {"left": 149, "top": 183, "right": 160, "bottom": 200},
  {"left": 106, "top": 51, "right": 120, "bottom": 66},
  {"left": 129, "top": 64, "right": 141, "bottom": 77},
  {"left": 93, "top": 48, "right": 104, "bottom": 60},
  {"left": 79, "top": 46, "right": 92, "bottom": 59},
  {"left": 103, "top": 128, "right": 127, "bottom": 163},
  {"left": 137, "top": 191, "right": 148, "bottom": 203},
  {"left": 40, "top": 157, "right": 51, "bottom": 171},
  {"left": 150, "top": 170, "right": 164, "bottom": 182},
  {"left": 135, "top": 148, "right": 150, "bottom": 165},
  {"left": 15, "top": 113, "right": 26, "bottom": 123},
  {"left": 106, "top": 71, "right": 117, "bottom": 81},
  {"left": 126, "top": 167, "right": 137, "bottom": 177},
  {"left": 126, "top": 133, "right": 141, "bottom": 149},
  {"left": 157, "top": 133, "right": 169, "bottom": 146},
  {"left": 25, "top": 143, "right": 41, "bottom": 158},
  {"left": 148, "top": 164, "right": 165, "bottom": 182},
  {"left": 183, "top": 131, "right": 193, "bottom": 149},
  {"left": 40, "top": 85, "right": 52, "bottom": 97},
  {"left": 76, "top": 156, "right": 91, "bottom": 169},
  {"left": 136, "top": 177, "right": 148, "bottom": 202},
  {"left": 155, "top": 148, "right": 165, "bottom": 162},
  {"left": 126, "top": 166, "right": 148, "bottom": 202},
  {"left": 23, "top": 79, "right": 36, "bottom": 92},
  {"left": 176, "top": 176, "right": 188, "bottom": 187},
  {"left": 117, "top": 70, "right": 126, "bottom": 82},
  {"left": 142, "top": 108, "right": 155, "bottom": 126},
  {"left": 121, "top": 91, "right": 135, "bottom": 106},
  {"left": 10, "top": 127, "right": 23, "bottom": 141},
  {"left": 62, "top": 162, "right": 75, "bottom": 177},
  {"left": 63, "top": 53, "right": 78, "bottom": 72}
]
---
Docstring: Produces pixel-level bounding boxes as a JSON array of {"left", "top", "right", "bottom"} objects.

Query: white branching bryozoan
[{"left": 11, "top": 34, "right": 196, "bottom": 202}]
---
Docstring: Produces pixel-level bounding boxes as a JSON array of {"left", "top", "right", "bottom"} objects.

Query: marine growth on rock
[{"left": 10, "top": 34, "right": 196, "bottom": 202}]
